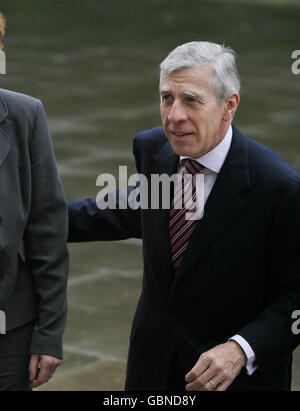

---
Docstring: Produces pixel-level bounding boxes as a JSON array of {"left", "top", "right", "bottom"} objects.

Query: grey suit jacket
[{"left": 0, "top": 88, "right": 68, "bottom": 359}]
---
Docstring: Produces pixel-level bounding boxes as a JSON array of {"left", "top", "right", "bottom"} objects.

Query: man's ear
[{"left": 223, "top": 93, "right": 240, "bottom": 121}]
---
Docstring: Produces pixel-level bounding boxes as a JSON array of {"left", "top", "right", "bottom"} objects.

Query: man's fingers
[
  {"left": 185, "top": 353, "right": 211, "bottom": 383},
  {"left": 184, "top": 342, "right": 246, "bottom": 391},
  {"left": 185, "top": 366, "right": 216, "bottom": 391}
]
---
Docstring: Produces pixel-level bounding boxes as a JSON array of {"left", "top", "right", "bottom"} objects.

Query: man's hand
[
  {"left": 29, "top": 354, "right": 62, "bottom": 388},
  {"left": 185, "top": 341, "right": 247, "bottom": 391}
]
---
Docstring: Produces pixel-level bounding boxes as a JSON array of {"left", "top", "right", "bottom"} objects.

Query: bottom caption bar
[{"left": 102, "top": 393, "right": 197, "bottom": 407}]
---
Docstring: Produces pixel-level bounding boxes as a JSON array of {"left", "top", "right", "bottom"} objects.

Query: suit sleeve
[
  {"left": 24, "top": 100, "right": 69, "bottom": 359},
  {"left": 68, "top": 137, "right": 142, "bottom": 242},
  {"left": 68, "top": 194, "right": 142, "bottom": 242},
  {"left": 237, "top": 178, "right": 300, "bottom": 373}
]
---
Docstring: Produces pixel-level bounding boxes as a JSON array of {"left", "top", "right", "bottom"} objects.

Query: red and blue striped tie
[{"left": 169, "top": 158, "right": 203, "bottom": 273}]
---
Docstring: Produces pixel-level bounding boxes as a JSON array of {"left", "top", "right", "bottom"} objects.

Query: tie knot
[{"left": 182, "top": 158, "right": 203, "bottom": 175}]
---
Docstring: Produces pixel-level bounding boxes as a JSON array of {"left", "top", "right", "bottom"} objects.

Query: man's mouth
[{"left": 170, "top": 131, "right": 193, "bottom": 137}]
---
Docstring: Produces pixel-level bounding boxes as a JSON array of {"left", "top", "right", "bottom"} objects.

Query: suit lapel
[
  {"left": 173, "top": 126, "right": 251, "bottom": 286},
  {"left": 152, "top": 139, "right": 179, "bottom": 176},
  {"left": 0, "top": 93, "right": 9, "bottom": 167}
]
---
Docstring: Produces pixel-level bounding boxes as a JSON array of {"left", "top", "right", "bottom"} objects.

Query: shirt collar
[{"left": 180, "top": 125, "right": 232, "bottom": 174}]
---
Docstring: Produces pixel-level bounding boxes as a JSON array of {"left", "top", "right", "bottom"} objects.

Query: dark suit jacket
[
  {"left": 0, "top": 88, "right": 69, "bottom": 359},
  {"left": 68, "top": 125, "right": 300, "bottom": 390}
]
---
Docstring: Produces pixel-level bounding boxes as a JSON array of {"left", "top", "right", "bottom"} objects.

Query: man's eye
[
  {"left": 186, "top": 96, "right": 196, "bottom": 102},
  {"left": 162, "top": 95, "right": 172, "bottom": 102}
]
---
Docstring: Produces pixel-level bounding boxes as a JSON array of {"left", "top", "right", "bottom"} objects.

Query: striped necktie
[{"left": 169, "top": 158, "right": 203, "bottom": 273}]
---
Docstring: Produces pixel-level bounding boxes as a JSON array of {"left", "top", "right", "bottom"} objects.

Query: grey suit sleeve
[{"left": 24, "top": 100, "right": 69, "bottom": 359}]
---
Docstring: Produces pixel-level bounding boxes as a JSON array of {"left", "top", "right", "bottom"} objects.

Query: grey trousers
[{"left": 0, "top": 320, "right": 34, "bottom": 391}]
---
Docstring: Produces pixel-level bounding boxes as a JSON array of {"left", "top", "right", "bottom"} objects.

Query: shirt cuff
[{"left": 229, "top": 335, "right": 258, "bottom": 376}]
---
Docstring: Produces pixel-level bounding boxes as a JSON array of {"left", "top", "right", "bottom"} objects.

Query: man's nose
[{"left": 168, "top": 101, "right": 188, "bottom": 123}]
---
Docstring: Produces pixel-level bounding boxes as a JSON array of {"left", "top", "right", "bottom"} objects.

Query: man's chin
[{"left": 170, "top": 141, "right": 194, "bottom": 158}]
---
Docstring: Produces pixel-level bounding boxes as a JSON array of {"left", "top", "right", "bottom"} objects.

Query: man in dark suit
[
  {"left": 68, "top": 41, "right": 300, "bottom": 391},
  {"left": 0, "top": 86, "right": 69, "bottom": 390}
]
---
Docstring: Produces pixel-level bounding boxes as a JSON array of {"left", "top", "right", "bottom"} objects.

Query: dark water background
[{"left": 0, "top": 0, "right": 299, "bottom": 390}]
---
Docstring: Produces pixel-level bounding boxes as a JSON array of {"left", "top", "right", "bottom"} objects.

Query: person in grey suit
[
  {"left": 0, "top": 85, "right": 69, "bottom": 390},
  {"left": 0, "top": 84, "right": 69, "bottom": 390},
  {"left": 0, "top": 11, "right": 68, "bottom": 391}
]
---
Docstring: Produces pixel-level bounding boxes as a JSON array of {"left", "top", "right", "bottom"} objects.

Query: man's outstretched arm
[{"left": 68, "top": 188, "right": 142, "bottom": 243}]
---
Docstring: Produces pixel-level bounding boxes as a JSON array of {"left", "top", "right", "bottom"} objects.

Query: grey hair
[{"left": 160, "top": 41, "right": 240, "bottom": 105}]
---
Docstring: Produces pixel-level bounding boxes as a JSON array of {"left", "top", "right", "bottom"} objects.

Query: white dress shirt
[{"left": 179, "top": 125, "right": 257, "bottom": 375}]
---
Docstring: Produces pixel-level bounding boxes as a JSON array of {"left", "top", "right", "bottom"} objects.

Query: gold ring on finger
[{"left": 209, "top": 379, "right": 217, "bottom": 389}]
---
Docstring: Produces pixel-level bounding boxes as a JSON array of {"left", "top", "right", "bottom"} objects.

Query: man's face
[{"left": 160, "top": 66, "right": 229, "bottom": 159}]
